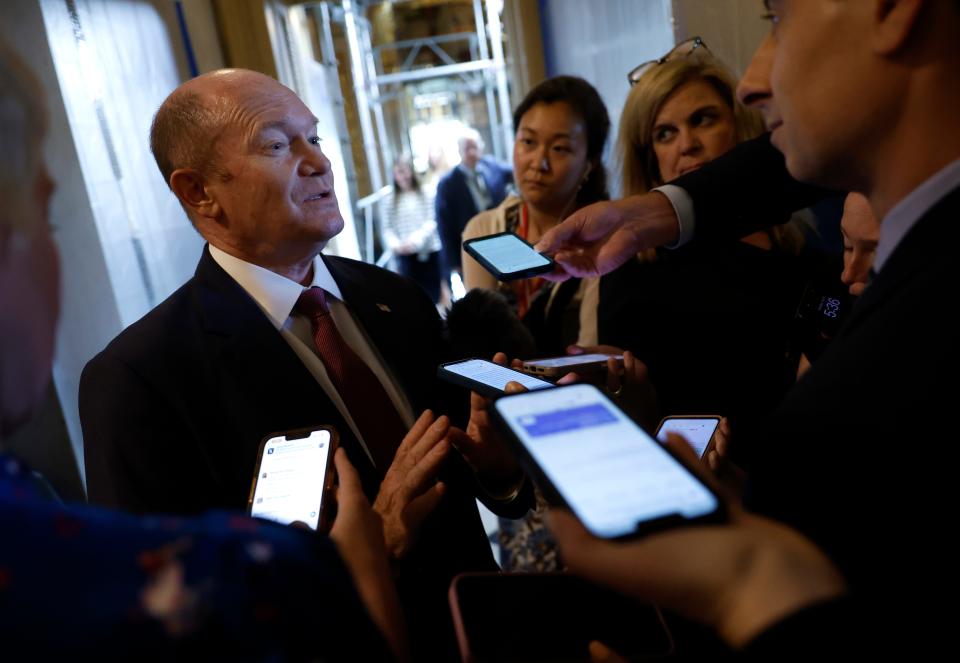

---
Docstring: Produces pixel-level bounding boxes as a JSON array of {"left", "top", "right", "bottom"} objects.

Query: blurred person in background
[
  {"left": 436, "top": 128, "right": 512, "bottom": 288},
  {"left": 380, "top": 156, "right": 442, "bottom": 305}
]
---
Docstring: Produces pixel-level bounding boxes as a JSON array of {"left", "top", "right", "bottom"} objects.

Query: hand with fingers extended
[
  {"left": 328, "top": 448, "right": 409, "bottom": 662},
  {"left": 373, "top": 411, "right": 451, "bottom": 560},
  {"left": 534, "top": 193, "right": 681, "bottom": 281},
  {"left": 558, "top": 346, "right": 659, "bottom": 433},
  {"left": 448, "top": 352, "right": 525, "bottom": 494},
  {"left": 547, "top": 435, "right": 847, "bottom": 650}
]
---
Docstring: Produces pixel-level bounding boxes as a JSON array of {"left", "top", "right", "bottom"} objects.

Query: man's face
[
  {"left": 840, "top": 192, "right": 879, "bottom": 297},
  {"left": 204, "top": 78, "right": 343, "bottom": 265},
  {"left": 737, "top": 1, "right": 889, "bottom": 191},
  {"left": 460, "top": 138, "right": 481, "bottom": 169}
]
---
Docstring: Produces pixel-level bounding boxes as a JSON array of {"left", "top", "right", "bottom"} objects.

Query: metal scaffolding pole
[
  {"left": 473, "top": 0, "right": 502, "bottom": 159},
  {"left": 342, "top": 0, "right": 384, "bottom": 262},
  {"left": 486, "top": 0, "right": 513, "bottom": 161}
]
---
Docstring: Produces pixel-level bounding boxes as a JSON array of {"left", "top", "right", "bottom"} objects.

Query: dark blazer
[
  {"left": 676, "top": 142, "right": 955, "bottom": 648},
  {"left": 743, "top": 187, "right": 959, "bottom": 592},
  {"left": 80, "top": 247, "right": 514, "bottom": 658},
  {"left": 435, "top": 156, "right": 512, "bottom": 272}
]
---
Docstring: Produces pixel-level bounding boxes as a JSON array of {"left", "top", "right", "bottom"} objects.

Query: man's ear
[
  {"left": 169, "top": 168, "right": 221, "bottom": 222},
  {"left": 872, "top": 0, "right": 925, "bottom": 55}
]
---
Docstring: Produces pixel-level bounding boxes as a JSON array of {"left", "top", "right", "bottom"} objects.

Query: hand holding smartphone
[
  {"left": 656, "top": 416, "right": 722, "bottom": 459},
  {"left": 492, "top": 384, "right": 724, "bottom": 539},
  {"left": 248, "top": 426, "right": 339, "bottom": 531},
  {"left": 462, "top": 231, "right": 555, "bottom": 281}
]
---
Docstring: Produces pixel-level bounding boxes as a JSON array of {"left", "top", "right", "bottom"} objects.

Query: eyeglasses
[{"left": 627, "top": 36, "right": 709, "bottom": 86}]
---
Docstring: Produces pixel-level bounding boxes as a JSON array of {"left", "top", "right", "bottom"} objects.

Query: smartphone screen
[
  {"left": 466, "top": 233, "right": 551, "bottom": 276},
  {"left": 442, "top": 359, "right": 555, "bottom": 393},
  {"left": 494, "top": 384, "right": 719, "bottom": 538},
  {"left": 250, "top": 429, "right": 332, "bottom": 530},
  {"left": 656, "top": 417, "right": 721, "bottom": 458}
]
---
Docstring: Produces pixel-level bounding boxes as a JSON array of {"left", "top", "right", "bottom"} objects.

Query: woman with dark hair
[
  {"left": 380, "top": 156, "right": 443, "bottom": 304},
  {"left": 462, "top": 76, "right": 610, "bottom": 355},
  {"left": 460, "top": 77, "right": 611, "bottom": 571}
]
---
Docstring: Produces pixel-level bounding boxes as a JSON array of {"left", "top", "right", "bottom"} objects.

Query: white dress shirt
[{"left": 209, "top": 245, "right": 415, "bottom": 468}]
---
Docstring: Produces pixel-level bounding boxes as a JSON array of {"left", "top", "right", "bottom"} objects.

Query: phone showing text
[
  {"left": 438, "top": 359, "right": 555, "bottom": 399},
  {"left": 248, "top": 427, "right": 337, "bottom": 531},
  {"left": 655, "top": 416, "right": 722, "bottom": 458},
  {"left": 463, "top": 232, "right": 555, "bottom": 281},
  {"left": 493, "top": 384, "right": 723, "bottom": 539}
]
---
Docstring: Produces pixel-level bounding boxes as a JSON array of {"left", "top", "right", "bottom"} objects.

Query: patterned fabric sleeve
[{"left": 0, "top": 454, "right": 391, "bottom": 661}]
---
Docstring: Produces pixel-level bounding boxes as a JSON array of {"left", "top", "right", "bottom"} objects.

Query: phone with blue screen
[
  {"left": 492, "top": 384, "right": 724, "bottom": 539},
  {"left": 463, "top": 231, "right": 555, "bottom": 281}
]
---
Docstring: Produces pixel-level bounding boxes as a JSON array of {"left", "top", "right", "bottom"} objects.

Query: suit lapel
[{"left": 192, "top": 247, "right": 381, "bottom": 493}]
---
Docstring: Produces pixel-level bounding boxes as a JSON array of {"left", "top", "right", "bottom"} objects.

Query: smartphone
[
  {"left": 247, "top": 426, "right": 338, "bottom": 531},
  {"left": 656, "top": 416, "right": 721, "bottom": 459},
  {"left": 521, "top": 353, "right": 623, "bottom": 377},
  {"left": 462, "top": 231, "right": 555, "bottom": 281},
  {"left": 449, "top": 572, "right": 673, "bottom": 662},
  {"left": 492, "top": 384, "right": 724, "bottom": 539},
  {"left": 438, "top": 358, "right": 555, "bottom": 399}
]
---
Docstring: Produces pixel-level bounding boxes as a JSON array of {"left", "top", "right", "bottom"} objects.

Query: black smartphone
[
  {"left": 438, "top": 358, "right": 556, "bottom": 399},
  {"left": 449, "top": 572, "right": 673, "bottom": 663},
  {"left": 247, "top": 425, "right": 339, "bottom": 531},
  {"left": 655, "top": 415, "right": 722, "bottom": 459},
  {"left": 521, "top": 353, "right": 623, "bottom": 377},
  {"left": 492, "top": 384, "right": 724, "bottom": 539},
  {"left": 462, "top": 231, "right": 555, "bottom": 281}
]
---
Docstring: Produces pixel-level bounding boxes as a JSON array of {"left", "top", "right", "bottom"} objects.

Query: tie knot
[{"left": 295, "top": 287, "right": 330, "bottom": 318}]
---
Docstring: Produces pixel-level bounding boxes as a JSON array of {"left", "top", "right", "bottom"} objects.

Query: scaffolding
[{"left": 322, "top": 0, "right": 513, "bottom": 263}]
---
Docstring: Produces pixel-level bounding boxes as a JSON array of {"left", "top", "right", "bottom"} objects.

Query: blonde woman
[{"left": 599, "top": 39, "right": 822, "bottom": 421}]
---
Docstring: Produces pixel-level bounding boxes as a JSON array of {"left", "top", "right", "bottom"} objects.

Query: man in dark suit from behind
[
  {"left": 435, "top": 128, "right": 512, "bottom": 278},
  {"left": 80, "top": 68, "right": 528, "bottom": 659}
]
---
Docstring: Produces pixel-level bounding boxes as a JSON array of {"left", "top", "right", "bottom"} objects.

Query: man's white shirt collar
[
  {"left": 874, "top": 157, "right": 960, "bottom": 272},
  {"left": 208, "top": 245, "right": 344, "bottom": 329}
]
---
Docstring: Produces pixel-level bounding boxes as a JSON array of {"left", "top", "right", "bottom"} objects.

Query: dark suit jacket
[
  {"left": 744, "top": 186, "right": 959, "bottom": 592},
  {"left": 676, "top": 141, "right": 956, "bottom": 649},
  {"left": 435, "top": 156, "right": 512, "bottom": 272},
  {"left": 80, "top": 247, "right": 520, "bottom": 657}
]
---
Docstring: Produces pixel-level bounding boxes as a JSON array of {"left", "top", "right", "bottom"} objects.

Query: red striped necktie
[{"left": 295, "top": 287, "right": 407, "bottom": 474}]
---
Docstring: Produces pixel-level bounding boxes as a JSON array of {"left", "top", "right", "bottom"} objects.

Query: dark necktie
[
  {"left": 473, "top": 169, "right": 493, "bottom": 210},
  {"left": 295, "top": 287, "right": 407, "bottom": 474}
]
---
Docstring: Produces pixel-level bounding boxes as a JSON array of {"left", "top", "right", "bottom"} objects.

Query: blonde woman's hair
[
  {"left": 618, "top": 52, "right": 763, "bottom": 196},
  {"left": 617, "top": 49, "right": 806, "bottom": 254},
  {"left": 0, "top": 40, "right": 46, "bottom": 238}
]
